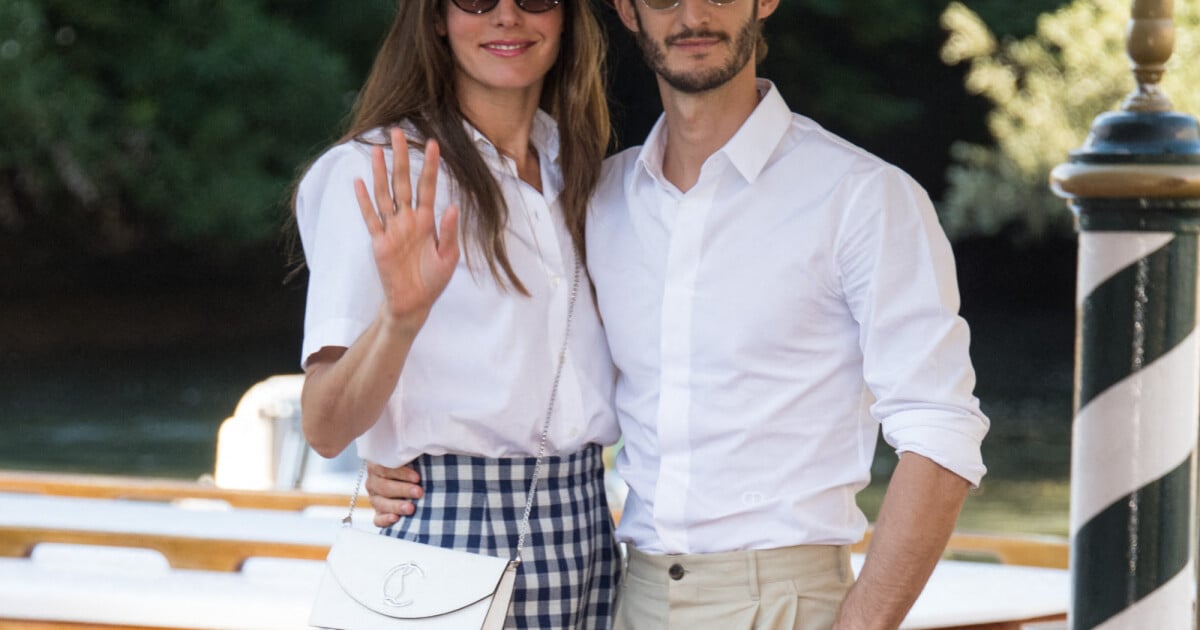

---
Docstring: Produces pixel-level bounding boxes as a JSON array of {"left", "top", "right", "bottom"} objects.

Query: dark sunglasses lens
[
  {"left": 517, "top": 0, "right": 561, "bottom": 12},
  {"left": 641, "top": 0, "right": 739, "bottom": 7},
  {"left": 452, "top": 0, "right": 500, "bottom": 13}
]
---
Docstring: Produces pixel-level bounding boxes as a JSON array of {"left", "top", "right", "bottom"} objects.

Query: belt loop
[
  {"left": 619, "top": 542, "right": 630, "bottom": 585},
  {"left": 747, "top": 550, "right": 760, "bottom": 600},
  {"left": 837, "top": 545, "right": 850, "bottom": 584}
]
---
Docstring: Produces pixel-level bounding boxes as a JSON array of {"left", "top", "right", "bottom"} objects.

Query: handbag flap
[{"left": 325, "top": 527, "right": 511, "bottom": 619}]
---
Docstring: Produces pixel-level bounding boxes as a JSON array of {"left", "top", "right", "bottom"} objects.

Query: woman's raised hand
[{"left": 355, "top": 128, "right": 460, "bottom": 332}]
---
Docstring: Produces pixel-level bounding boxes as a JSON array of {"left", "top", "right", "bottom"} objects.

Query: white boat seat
[{"left": 0, "top": 493, "right": 1069, "bottom": 630}]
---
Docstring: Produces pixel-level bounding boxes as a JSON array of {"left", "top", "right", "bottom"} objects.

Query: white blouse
[{"left": 296, "top": 112, "right": 619, "bottom": 466}]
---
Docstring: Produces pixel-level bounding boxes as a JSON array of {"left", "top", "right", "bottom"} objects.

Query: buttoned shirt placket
[
  {"left": 588, "top": 81, "right": 987, "bottom": 552},
  {"left": 476, "top": 131, "right": 585, "bottom": 446},
  {"left": 651, "top": 165, "right": 722, "bottom": 554}
]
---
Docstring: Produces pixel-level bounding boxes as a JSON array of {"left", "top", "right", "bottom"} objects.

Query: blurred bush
[
  {"left": 939, "top": 0, "right": 1200, "bottom": 243},
  {"left": 0, "top": 0, "right": 390, "bottom": 257},
  {"left": 1, "top": 0, "right": 1114, "bottom": 262},
  {"left": 761, "top": 0, "right": 1067, "bottom": 140}
]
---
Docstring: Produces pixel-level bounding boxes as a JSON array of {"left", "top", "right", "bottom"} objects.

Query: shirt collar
[
  {"left": 634, "top": 79, "right": 792, "bottom": 186},
  {"left": 723, "top": 79, "right": 791, "bottom": 183},
  {"left": 633, "top": 112, "right": 670, "bottom": 189},
  {"left": 464, "top": 108, "right": 561, "bottom": 168}
]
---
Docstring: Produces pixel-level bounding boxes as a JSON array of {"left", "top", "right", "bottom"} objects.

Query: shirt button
[
  {"left": 668, "top": 564, "right": 685, "bottom": 580},
  {"left": 551, "top": 275, "right": 562, "bottom": 287}
]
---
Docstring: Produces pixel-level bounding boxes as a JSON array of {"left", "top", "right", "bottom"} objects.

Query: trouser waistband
[{"left": 625, "top": 543, "right": 851, "bottom": 597}]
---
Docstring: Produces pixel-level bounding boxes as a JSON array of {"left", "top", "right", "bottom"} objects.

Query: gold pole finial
[{"left": 1123, "top": 0, "right": 1176, "bottom": 112}]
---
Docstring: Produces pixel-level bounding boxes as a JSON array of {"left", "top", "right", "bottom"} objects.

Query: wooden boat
[
  {"left": 0, "top": 468, "right": 1070, "bottom": 630},
  {"left": 0, "top": 376, "right": 1069, "bottom": 630}
]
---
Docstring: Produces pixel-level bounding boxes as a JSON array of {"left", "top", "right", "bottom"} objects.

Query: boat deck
[{"left": 0, "top": 472, "right": 1069, "bottom": 630}]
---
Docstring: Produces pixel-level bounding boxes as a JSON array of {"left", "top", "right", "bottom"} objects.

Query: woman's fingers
[
  {"left": 390, "top": 128, "right": 413, "bottom": 214},
  {"left": 438, "top": 204, "right": 460, "bottom": 263},
  {"left": 355, "top": 178, "right": 383, "bottom": 235},
  {"left": 362, "top": 130, "right": 420, "bottom": 238},
  {"left": 415, "top": 139, "right": 440, "bottom": 216},
  {"left": 370, "top": 145, "right": 394, "bottom": 221}
]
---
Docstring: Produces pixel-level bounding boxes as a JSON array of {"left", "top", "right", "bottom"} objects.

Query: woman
[{"left": 294, "top": 0, "right": 620, "bottom": 627}]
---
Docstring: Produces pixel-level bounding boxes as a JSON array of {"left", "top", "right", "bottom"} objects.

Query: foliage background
[
  {"left": 940, "top": 0, "right": 1200, "bottom": 241},
  {"left": 0, "top": 0, "right": 1081, "bottom": 275}
]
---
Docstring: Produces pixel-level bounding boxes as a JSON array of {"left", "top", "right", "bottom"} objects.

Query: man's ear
[
  {"left": 757, "top": 0, "right": 780, "bottom": 20},
  {"left": 613, "top": 0, "right": 640, "bottom": 33}
]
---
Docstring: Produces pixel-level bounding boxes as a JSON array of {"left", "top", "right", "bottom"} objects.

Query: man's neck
[{"left": 658, "top": 65, "right": 761, "bottom": 193}]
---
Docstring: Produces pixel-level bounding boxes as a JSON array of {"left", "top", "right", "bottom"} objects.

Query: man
[{"left": 369, "top": 0, "right": 988, "bottom": 627}]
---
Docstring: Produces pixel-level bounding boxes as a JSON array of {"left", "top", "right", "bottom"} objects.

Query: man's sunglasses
[
  {"left": 450, "top": 0, "right": 562, "bottom": 14},
  {"left": 638, "top": 0, "right": 738, "bottom": 9}
]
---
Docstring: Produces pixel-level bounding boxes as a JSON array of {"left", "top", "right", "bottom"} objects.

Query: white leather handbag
[
  {"left": 308, "top": 264, "right": 581, "bottom": 630},
  {"left": 309, "top": 526, "right": 518, "bottom": 629}
]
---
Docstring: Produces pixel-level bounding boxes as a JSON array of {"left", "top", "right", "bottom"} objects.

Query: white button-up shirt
[
  {"left": 587, "top": 81, "right": 988, "bottom": 554},
  {"left": 297, "top": 113, "right": 619, "bottom": 466}
]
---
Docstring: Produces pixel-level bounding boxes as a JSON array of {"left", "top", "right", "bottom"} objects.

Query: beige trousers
[{"left": 614, "top": 544, "right": 854, "bottom": 630}]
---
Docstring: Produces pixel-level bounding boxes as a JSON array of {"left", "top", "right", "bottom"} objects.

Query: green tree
[
  {"left": 0, "top": 0, "right": 1096, "bottom": 265},
  {"left": 752, "top": 0, "right": 1067, "bottom": 196},
  {"left": 0, "top": 0, "right": 357, "bottom": 257},
  {"left": 761, "top": 0, "right": 1064, "bottom": 139},
  {"left": 939, "top": 0, "right": 1200, "bottom": 241}
]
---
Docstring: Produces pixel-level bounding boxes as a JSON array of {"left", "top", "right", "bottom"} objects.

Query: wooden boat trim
[
  {"left": 853, "top": 529, "right": 1069, "bottom": 570},
  {"left": 936, "top": 616, "right": 1066, "bottom": 630},
  {"left": 0, "top": 622, "right": 177, "bottom": 630},
  {"left": 0, "top": 470, "right": 349, "bottom": 511},
  {"left": 0, "top": 525, "right": 329, "bottom": 572}
]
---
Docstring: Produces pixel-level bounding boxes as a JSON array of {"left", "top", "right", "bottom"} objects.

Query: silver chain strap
[
  {"left": 512, "top": 261, "right": 581, "bottom": 563},
  {"left": 343, "top": 460, "right": 369, "bottom": 526},
  {"left": 343, "top": 259, "right": 583, "bottom": 568}
]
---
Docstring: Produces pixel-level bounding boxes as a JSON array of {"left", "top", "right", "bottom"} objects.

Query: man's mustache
[{"left": 664, "top": 28, "right": 730, "bottom": 46}]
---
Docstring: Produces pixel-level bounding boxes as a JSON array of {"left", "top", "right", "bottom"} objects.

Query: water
[
  {"left": 0, "top": 312, "right": 1075, "bottom": 537},
  {"left": 0, "top": 339, "right": 300, "bottom": 476}
]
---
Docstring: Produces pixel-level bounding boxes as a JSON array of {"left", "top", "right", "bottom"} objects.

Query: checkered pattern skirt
[{"left": 381, "top": 443, "right": 619, "bottom": 629}]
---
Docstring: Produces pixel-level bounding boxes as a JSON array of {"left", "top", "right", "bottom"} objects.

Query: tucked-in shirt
[
  {"left": 586, "top": 80, "right": 989, "bottom": 555},
  {"left": 297, "top": 112, "right": 619, "bottom": 466}
]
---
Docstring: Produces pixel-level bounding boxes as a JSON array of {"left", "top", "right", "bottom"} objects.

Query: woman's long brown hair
[{"left": 316, "top": 0, "right": 610, "bottom": 295}]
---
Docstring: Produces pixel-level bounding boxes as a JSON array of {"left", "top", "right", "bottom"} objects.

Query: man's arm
[
  {"left": 365, "top": 462, "right": 423, "bottom": 526},
  {"left": 832, "top": 452, "right": 969, "bottom": 630}
]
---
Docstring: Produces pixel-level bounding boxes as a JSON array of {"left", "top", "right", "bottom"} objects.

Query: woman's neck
[{"left": 457, "top": 80, "right": 544, "bottom": 191}]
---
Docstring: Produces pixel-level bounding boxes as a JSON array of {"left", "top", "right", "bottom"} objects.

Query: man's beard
[{"left": 633, "top": 8, "right": 760, "bottom": 94}]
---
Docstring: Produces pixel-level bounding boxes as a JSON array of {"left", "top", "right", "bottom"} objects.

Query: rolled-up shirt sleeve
[
  {"left": 837, "top": 165, "right": 989, "bottom": 486},
  {"left": 296, "top": 142, "right": 384, "bottom": 370}
]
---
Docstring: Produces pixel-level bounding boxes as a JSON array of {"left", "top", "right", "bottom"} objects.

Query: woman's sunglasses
[
  {"left": 450, "top": 0, "right": 562, "bottom": 14},
  {"left": 639, "top": 0, "right": 738, "bottom": 9}
]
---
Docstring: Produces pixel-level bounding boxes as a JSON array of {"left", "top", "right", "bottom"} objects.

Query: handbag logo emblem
[{"left": 382, "top": 562, "right": 425, "bottom": 607}]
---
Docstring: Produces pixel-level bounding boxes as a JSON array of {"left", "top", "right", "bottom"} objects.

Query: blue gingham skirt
[{"left": 381, "top": 443, "right": 619, "bottom": 629}]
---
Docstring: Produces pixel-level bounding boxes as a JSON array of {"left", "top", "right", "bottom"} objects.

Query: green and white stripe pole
[{"left": 1051, "top": 1, "right": 1200, "bottom": 628}]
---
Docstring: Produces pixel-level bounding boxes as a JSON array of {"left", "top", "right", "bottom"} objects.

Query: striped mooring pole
[{"left": 1050, "top": 1, "right": 1200, "bottom": 628}]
